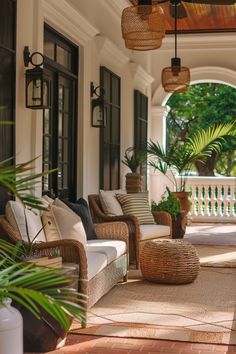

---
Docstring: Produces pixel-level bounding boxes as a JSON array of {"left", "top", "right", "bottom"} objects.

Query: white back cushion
[
  {"left": 5, "top": 201, "right": 46, "bottom": 242},
  {"left": 99, "top": 189, "right": 125, "bottom": 216},
  {"left": 42, "top": 205, "right": 87, "bottom": 247}
]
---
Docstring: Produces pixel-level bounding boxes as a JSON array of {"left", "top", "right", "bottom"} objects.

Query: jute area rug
[{"left": 71, "top": 263, "right": 236, "bottom": 344}]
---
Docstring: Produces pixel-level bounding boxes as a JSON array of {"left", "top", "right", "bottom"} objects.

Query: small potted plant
[
  {"left": 122, "top": 146, "right": 147, "bottom": 193},
  {"left": 151, "top": 187, "right": 186, "bottom": 238}
]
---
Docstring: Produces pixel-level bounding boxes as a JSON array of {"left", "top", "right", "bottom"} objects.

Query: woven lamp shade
[
  {"left": 121, "top": 4, "right": 166, "bottom": 51},
  {"left": 162, "top": 58, "right": 190, "bottom": 93}
]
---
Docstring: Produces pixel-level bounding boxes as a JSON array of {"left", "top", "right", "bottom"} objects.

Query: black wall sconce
[
  {"left": 90, "top": 82, "right": 106, "bottom": 127},
  {"left": 23, "top": 46, "right": 50, "bottom": 109}
]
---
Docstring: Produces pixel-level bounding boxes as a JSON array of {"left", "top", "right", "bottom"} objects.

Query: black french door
[{"left": 43, "top": 25, "right": 78, "bottom": 200}]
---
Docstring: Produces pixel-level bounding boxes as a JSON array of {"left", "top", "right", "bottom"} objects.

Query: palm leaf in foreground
[{"left": 0, "top": 262, "right": 87, "bottom": 330}]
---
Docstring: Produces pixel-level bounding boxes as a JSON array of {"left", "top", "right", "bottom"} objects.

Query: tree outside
[{"left": 166, "top": 83, "right": 236, "bottom": 176}]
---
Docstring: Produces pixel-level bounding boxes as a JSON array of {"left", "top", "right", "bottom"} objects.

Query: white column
[{"left": 149, "top": 106, "right": 171, "bottom": 203}]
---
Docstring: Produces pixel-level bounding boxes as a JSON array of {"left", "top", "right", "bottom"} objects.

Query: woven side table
[{"left": 140, "top": 239, "right": 200, "bottom": 284}]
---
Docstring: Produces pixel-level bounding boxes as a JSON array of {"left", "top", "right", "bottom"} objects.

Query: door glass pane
[
  {"left": 44, "top": 39, "right": 55, "bottom": 60},
  {"left": 44, "top": 109, "right": 50, "bottom": 134},
  {"left": 57, "top": 45, "right": 71, "bottom": 70},
  {"left": 63, "top": 139, "right": 68, "bottom": 161},
  {"left": 58, "top": 112, "right": 63, "bottom": 136},
  {"left": 0, "top": 0, "right": 14, "bottom": 49},
  {"left": 43, "top": 137, "right": 50, "bottom": 161},
  {"left": 59, "top": 85, "right": 63, "bottom": 111},
  {"left": 64, "top": 114, "right": 69, "bottom": 137},
  {"left": 63, "top": 164, "right": 68, "bottom": 188},
  {"left": 58, "top": 138, "right": 62, "bottom": 162},
  {"left": 58, "top": 164, "right": 62, "bottom": 189}
]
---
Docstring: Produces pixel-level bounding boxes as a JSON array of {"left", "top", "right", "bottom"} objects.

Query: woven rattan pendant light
[
  {"left": 121, "top": 0, "right": 166, "bottom": 51},
  {"left": 162, "top": 0, "right": 190, "bottom": 93}
]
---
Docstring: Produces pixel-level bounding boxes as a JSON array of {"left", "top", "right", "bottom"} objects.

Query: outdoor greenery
[
  {"left": 122, "top": 146, "right": 146, "bottom": 173},
  {"left": 166, "top": 83, "right": 236, "bottom": 176},
  {"left": 148, "top": 121, "right": 236, "bottom": 192},
  {"left": 0, "top": 156, "right": 86, "bottom": 329},
  {"left": 151, "top": 188, "right": 181, "bottom": 219},
  {"left": 0, "top": 239, "right": 86, "bottom": 330}
]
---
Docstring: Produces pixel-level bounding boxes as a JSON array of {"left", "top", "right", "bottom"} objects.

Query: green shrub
[{"left": 151, "top": 187, "right": 181, "bottom": 219}]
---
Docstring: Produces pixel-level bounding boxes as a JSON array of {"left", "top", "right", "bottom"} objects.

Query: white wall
[
  {"left": 15, "top": 0, "right": 236, "bottom": 199},
  {"left": 15, "top": 0, "right": 154, "bottom": 198}
]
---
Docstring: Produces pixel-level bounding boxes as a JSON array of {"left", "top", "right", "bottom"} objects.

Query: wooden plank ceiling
[{"left": 129, "top": 1, "right": 236, "bottom": 34}]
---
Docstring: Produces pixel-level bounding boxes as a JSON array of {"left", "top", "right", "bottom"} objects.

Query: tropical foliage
[
  {"left": 151, "top": 187, "right": 180, "bottom": 219},
  {"left": 0, "top": 239, "right": 86, "bottom": 330},
  {"left": 166, "top": 83, "right": 236, "bottom": 176},
  {"left": 0, "top": 157, "right": 56, "bottom": 210},
  {"left": 148, "top": 121, "right": 236, "bottom": 192},
  {"left": 122, "top": 146, "right": 146, "bottom": 173}
]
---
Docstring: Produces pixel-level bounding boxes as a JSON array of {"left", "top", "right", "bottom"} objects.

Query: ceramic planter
[{"left": 0, "top": 298, "right": 23, "bottom": 354}]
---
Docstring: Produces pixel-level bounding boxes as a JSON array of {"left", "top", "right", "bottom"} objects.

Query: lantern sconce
[
  {"left": 23, "top": 46, "right": 50, "bottom": 109},
  {"left": 90, "top": 82, "right": 107, "bottom": 128}
]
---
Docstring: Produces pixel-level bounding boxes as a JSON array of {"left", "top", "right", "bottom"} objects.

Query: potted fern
[{"left": 122, "top": 146, "right": 147, "bottom": 193}]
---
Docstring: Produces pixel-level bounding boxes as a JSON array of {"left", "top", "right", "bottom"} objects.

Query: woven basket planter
[
  {"left": 140, "top": 239, "right": 200, "bottom": 284},
  {"left": 125, "top": 173, "right": 143, "bottom": 193}
]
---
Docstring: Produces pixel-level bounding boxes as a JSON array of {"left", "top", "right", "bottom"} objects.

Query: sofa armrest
[{"left": 94, "top": 222, "right": 129, "bottom": 253}]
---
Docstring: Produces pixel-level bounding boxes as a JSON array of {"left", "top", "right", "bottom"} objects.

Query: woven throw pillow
[
  {"left": 42, "top": 205, "right": 87, "bottom": 247},
  {"left": 99, "top": 189, "right": 125, "bottom": 216},
  {"left": 116, "top": 192, "right": 155, "bottom": 225}
]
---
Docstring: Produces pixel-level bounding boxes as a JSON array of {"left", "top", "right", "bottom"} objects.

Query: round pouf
[{"left": 140, "top": 239, "right": 200, "bottom": 284}]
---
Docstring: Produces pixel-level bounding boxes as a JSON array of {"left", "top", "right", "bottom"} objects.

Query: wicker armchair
[
  {"left": 88, "top": 194, "right": 172, "bottom": 269},
  {"left": 0, "top": 216, "right": 129, "bottom": 325}
]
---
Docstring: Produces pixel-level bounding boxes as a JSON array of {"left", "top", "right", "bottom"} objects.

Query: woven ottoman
[{"left": 140, "top": 239, "right": 200, "bottom": 284}]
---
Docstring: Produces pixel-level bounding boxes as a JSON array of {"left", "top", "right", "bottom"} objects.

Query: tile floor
[{"left": 25, "top": 334, "right": 236, "bottom": 354}]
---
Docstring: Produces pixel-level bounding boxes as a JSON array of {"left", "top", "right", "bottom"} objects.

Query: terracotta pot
[
  {"left": 125, "top": 173, "right": 143, "bottom": 193},
  {"left": 172, "top": 191, "right": 191, "bottom": 214}
]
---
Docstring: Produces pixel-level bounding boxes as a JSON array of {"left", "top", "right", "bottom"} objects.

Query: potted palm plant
[
  {"left": 0, "top": 239, "right": 86, "bottom": 354},
  {"left": 122, "top": 146, "right": 147, "bottom": 193},
  {"left": 148, "top": 121, "right": 236, "bottom": 215},
  {"left": 0, "top": 158, "right": 86, "bottom": 353}
]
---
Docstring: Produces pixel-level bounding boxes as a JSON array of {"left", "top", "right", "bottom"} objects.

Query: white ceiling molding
[
  {"left": 95, "top": 35, "right": 129, "bottom": 69},
  {"left": 152, "top": 66, "right": 236, "bottom": 106},
  {"left": 129, "top": 62, "right": 154, "bottom": 87},
  {"left": 101, "top": 0, "right": 130, "bottom": 22},
  {"left": 43, "top": 0, "right": 99, "bottom": 46},
  {"left": 160, "top": 33, "right": 236, "bottom": 51}
]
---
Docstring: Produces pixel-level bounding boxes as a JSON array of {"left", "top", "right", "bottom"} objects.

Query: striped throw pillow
[{"left": 116, "top": 192, "right": 155, "bottom": 225}]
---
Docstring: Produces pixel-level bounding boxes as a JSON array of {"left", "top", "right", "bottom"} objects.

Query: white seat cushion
[
  {"left": 86, "top": 239, "right": 126, "bottom": 264},
  {"left": 140, "top": 224, "right": 171, "bottom": 241},
  {"left": 5, "top": 201, "right": 46, "bottom": 242},
  {"left": 87, "top": 251, "right": 108, "bottom": 280}
]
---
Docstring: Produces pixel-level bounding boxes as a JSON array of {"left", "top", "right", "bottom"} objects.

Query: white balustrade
[{"left": 176, "top": 176, "right": 236, "bottom": 222}]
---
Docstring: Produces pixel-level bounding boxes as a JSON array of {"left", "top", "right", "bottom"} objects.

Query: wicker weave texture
[{"left": 140, "top": 239, "right": 200, "bottom": 284}]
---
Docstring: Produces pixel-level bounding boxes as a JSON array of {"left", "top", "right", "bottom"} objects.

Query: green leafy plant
[
  {"left": 148, "top": 121, "right": 236, "bottom": 192},
  {"left": 122, "top": 146, "right": 147, "bottom": 173},
  {"left": 0, "top": 239, "right": 86, "bottom": 330},
  {"left": 0, "top": 156, "right": 57, "bottom": 210},
  {"left": 151, "top": 187, "right": 181, "bottom": 219}
]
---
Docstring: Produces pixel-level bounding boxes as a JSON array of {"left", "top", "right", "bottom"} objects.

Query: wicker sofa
[
  {"left": 88, "top": 194, "right": 172, "bottom": 269},
  {"left": 0, "top": 212, "right": 129, "bottom": 324}
]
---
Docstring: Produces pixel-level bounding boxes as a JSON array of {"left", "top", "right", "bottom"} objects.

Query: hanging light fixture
[
  {"left": 162, "top": 0, "right": 190, "bottom": 93},
  {"left": 121, "top": 0, "right": 166, "bottom": 51}
]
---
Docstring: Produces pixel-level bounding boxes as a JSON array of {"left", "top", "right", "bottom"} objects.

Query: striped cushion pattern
[{"left": 116, "top": 193, "right": 155, "bottom": 225}]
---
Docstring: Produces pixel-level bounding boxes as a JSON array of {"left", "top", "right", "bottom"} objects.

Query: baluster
[
  {"left": 222, "top": 184, "right": 228, "bottom": 217},
  {"left": 198, "top": 185, "right": 203, "bottom": 216},
  {"left": 229, "top": 185, "right": 235, "bottom": 217}
]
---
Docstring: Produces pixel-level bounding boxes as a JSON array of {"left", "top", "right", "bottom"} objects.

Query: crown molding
[
  {"left": 129, "top": 62, "right": 154, "bottom": 87},
  {"left": 101, "top": 0, "right": 130, "bottom": 21},
  {"left": 160, "top": 33, "right": 236, "bottom": 51},
  {"left": 95, "top": 35, "right": 129, "bottom": 68},
  {"left": 43, "top": 0, "right": 99, "bottom": 46}
]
